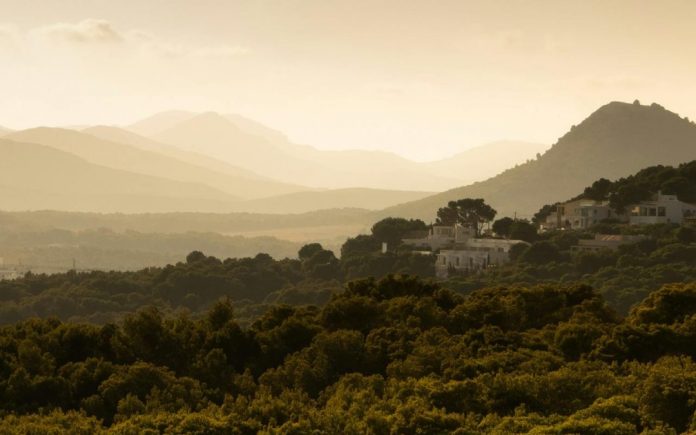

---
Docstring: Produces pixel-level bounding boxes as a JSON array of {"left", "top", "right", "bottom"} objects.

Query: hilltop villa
[
  {"left": 543, "top": 191, "right": 696, "bottom": 230},
  {"left": 402, "top": 224, "right": 528, "bottom": 278},
  {"left": 628, "top": 192, "right": 696, "bottom": 225},
  {"left": 542, "top": 199, "right": 617, "bottom": 231}
]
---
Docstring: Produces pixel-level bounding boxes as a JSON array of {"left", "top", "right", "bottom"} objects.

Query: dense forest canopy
[{"left": 1, "top": 276, "right": 696, "bottom": 433}]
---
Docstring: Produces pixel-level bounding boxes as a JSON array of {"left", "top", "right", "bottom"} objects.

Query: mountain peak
[
  {"left": 189, "top": 111, "right": 233, "bottom": 125},
  {"left": 585, "top": 100, "right": 682, "bottom": 123},
  {"left": 384, "top": 100, "right": 696, "bottom": 220}
]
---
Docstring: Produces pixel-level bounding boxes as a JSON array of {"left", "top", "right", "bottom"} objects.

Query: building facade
[
  {"left": 544, "top": 199, "right": 618, "bottom": 230},
  {"left": 435, "top": 237, "right": 528, "bottom": 278},
  {"left": 629, "top": 192, "right": 696, "bottom": 225}
]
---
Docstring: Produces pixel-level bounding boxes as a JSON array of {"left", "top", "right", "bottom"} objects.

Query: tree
[
  {"left": 520, "top": 241, "right": 561, "bottom": 264},
  {"left": 371, "top": 218, "right": 427, "bottom": 248},
  {"left": 509, "top": 220, "right": 538, "bottom": 243},
  {"left": 436, "top": 198, "right": 497, "bottom": 236},
  {"left": 299, "top": 243, "right": 324, "bottom": 261},
  {"left": 533, "top": 203, "right": 559, "bottom": 226},
  {"left": 492, "top": 217, "right": 514, "bottom": 238},
  {"left": 583, "top": 178, "right": 613, "bottom": 201},
  {"left": 341, "top": 235, "right": 381, "bottom": 258}
]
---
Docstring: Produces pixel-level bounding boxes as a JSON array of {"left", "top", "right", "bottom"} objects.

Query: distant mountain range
[
  {"left": 0, "top": 128, "right": 431, "bottom": 213},
  {"left": 129, "top": 110, "right": 545, "bottom": 192},
  {"left": 147, "top": 111, "right": 461, "bottom": 192},
  {"left": 7, "top": 127, "right": 305, "bottom": 200},
  {"left": 0, "top": 108, "right": 546, "bottom": 215},
  {"left": 384, "top": 101, "right": 696, "bottom": 221},
  {"left": 0, "top": 139, "right": 234, "bottom": 213},
  {"left": 3, "top": 99, "right": 696, "bottom": 252}
]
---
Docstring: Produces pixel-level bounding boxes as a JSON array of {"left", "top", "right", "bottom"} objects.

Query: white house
[
  {"left": 629, "top": 192, "right": 696, "bottom": 225},
  {"left": 543, "top": 199, "right": 618, "bottom": 230},
  {"left": 434, "top": 237, "right": 529, "bottom": 278}
]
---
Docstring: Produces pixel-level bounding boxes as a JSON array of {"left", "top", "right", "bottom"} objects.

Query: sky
[{"left": 1, "top": 0, "right": 696, "bottom": 161}]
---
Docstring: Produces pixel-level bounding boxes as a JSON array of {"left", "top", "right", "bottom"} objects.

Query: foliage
[
  {"left": 0, "top": 276, "right": 695, "bottom": 432},
  {"left": 436, "top": 198, "right": 497, "bottom": 236}
]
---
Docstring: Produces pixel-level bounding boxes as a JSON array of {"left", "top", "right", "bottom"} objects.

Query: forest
[
  {"left": 0, "top": 276, "right": 695, "bottom": 433},
  {"left": 2, "top": 163, "right": 696, "bottom": 432}
]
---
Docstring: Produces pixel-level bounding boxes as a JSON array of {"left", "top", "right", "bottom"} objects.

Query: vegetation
[
  {"left": 0, "top": 218, "right": 435, "bottom": 325},
  {"left": 3, "top": 159, "right": 696, "bottom": 431},
  {"left": 1, "top": 276, "right": 696, "bottom": 432},
  {"left": 446, "top": 222, "right": 696, "bottom": 315},
  {"left": 579, "top": 162, "right": 696, "bottom": 212},
  {"left": 436, "top": 198, "right": 496, "bottom": 236}
]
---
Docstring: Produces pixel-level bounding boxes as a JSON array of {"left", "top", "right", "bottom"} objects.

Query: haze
[{"left": 1, "top": 0, "right": 695, "bottom": 160}]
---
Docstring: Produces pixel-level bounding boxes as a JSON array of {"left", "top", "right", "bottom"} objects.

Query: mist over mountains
[
  {"left": 2, "top": 99, "right": 696, "bottom": 273},
  {"left": 3, "top": 100, "right": 695, "bottom": 229},
  {"left": 0, "top": 108, "right": 546, "bottom": 214}
]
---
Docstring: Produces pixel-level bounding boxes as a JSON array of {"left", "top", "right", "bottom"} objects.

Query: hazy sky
[{"left": 2, "top": 0, "right": 696, "bottom": 161}]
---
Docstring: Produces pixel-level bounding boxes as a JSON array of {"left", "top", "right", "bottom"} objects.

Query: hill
[
  {"left": 0, "top": 125, "right": 12, "bottom": 136},
  {"left": 384, "top": 101, "right": 696, "bottom": 220},
  {"left": 81, "top": 125, "right": 310, "bottom": 193},
  {"left": 126, "top": 110, "right": 198, "bottom": 137},
  {"left": 240, "top": 187, "right": 434, "bottom": 214},
  {"left": 130, "top": 111, "right": 553, "bottom": 192},
  {"left": 148, "top": 112, "right": 463, "bottom": 191},
  {"left": 425, "top": 140, "right": 550, "bottom": 184},
  {"left": 0, "top": 208, "right": 375, "bottom": 244},
  {"left": 8, "top": 127, "right": 309, "bottom": 199},
  {"left": 0, "top": 139, "right": 239, "bottom": 213}
]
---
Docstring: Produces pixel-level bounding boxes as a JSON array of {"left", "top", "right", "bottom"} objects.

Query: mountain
[
  {"left": 127, "top": 110, "right": 198, "bottom": 137},
  {"left": 8, "top": 127, "right": 308, "bottom": 199},
  {"left": 82, "top": 125, "right": 302, "bottom": 187},
  {"left": 425, "top": 141, "right": 550, "bottom": 184},
  {"left": 129, "top": 110, "right": 293, "bottom": 144},
  {"left": 0, "top": 139, "right": 238, "bottom": 213},
  {"left": 240, "top": 188, "right": 434, "bottom": 214},
  {"left": 0, "top": 125, "right": 12, "bottom": 136},
  {"left": 149, "top": 112, "right": 462, "bottom": 191},
  {"left": 383, "top": 101, "right": 696, "bottom": 221}
]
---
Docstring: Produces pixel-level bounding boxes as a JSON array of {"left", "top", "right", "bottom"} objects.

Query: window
[
  {"left": 456, "top": 257, "right": 460, "bottom": 266},
  {"left": 658, "top": 207, "right": 666, "bottom": 217},
  {"left": 649, "top": 208, "right": 657, "bottom": 216}
]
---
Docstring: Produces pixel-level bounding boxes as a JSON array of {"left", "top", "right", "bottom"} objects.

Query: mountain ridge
[
  {"left": 8, "top": 127, "right": 310, "bottom": 199},
  {"left": 382, "top": 101, "right": 696, "bottom": 221},
  {"left": 0, "top": 138, "right": 240, "bottom": 213}
]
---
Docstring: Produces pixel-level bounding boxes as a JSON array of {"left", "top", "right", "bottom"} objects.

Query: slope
[
  {"left": 8, "top": 127, "right": 309, "bottom": 199},
  {"left": 151, "top": 112, "right": 462, "bottom": 191},
  {"left": 127, "top": 110, "right": 197, "bottom": 137},
  {"left": 0, "top": 139, "right": 238, "bottom": 213},
  {"left": 425, "top": 140, "right": 550, "bottom": 184},
  {"left": 82, "top": 125, "right": 305, "bottom": 187},
  {"left": 240, "top": 188, "right": 435, "bottom": 214},
  {"left": 382, "top": 101, "right": 696, "bottom": 221}
]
